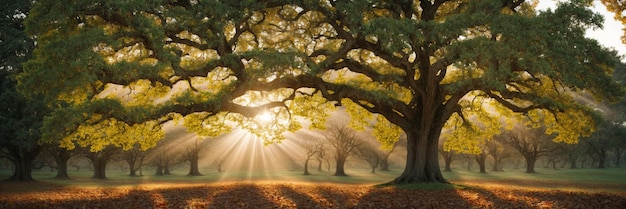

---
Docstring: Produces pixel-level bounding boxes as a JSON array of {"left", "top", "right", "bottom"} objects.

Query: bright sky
[{"left": 536, "top": 0, "right": 626, "bottom": 60}]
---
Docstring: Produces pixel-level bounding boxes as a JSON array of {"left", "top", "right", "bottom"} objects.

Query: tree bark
[
  {"left": 597, "top": 148, "right": 607, "bottom": 168},
  {"left": 475, "top": 153, "right": 487, "bottom": 173},
  {"left": 390, "top": 126, "right": 447, "bottom": 184},
  {"left": 9, "top": 155, "right": 35, "bottom": 181},
  {"left": 155, "top": 164, "right": 164, "bottom": 175},
  {"left": 379, "top": 159, "right": 390, "bottom": 171},
  {"left": 442, "top": 151, "right": 454, "bottom": 172},
  {"left": 303, "top": 156, "right": 311, "bottom": 175},
  {"left": 128, "top": 160, "right": 138, "bottom": 176},
  {"left": 525, "top": 155, "right": 537, "bottom": 173},
  {"left": 5, "top": 145, "right": 41, "bottom": 181},
  {"left": 334, "top": 154, "right": 348, "bottom": 176},
  {"left": 187, "top": 156, "right": 202, "bottom": 176},
  {"left": 92, "top": 159, "right": 107, "bottom": 179},
  {"left": 615, "top": 148, "right": 623, "bottom": 167},
  {"left": 54, "top": 154, "right": 71, "bottom": 179},
  {"left": 316, "top": 158, "right": 323, "bottom": 172}
]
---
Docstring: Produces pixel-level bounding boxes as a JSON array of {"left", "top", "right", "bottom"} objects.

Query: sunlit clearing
[{"left": 193, "top": 129, "right": 304, "bottom": 182}]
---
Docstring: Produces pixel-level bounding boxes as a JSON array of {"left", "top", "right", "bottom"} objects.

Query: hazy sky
[{"left": 537, "top": 0, "right": 626, "bottom": 59}]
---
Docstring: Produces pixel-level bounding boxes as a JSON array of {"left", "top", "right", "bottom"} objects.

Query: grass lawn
[{"left": 1, "top": 167, "right": 625, "bottom": 208}]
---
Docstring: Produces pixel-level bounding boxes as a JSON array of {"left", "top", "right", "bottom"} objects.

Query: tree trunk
[
  {"left": 187, "top": 156, "right": 202, "bottom": 176},
  {"left": 303, "top": 157, "right": 311, "bottom": 175},
  {"left": 9, "top": 156, "right": 35, "bottom": 181},
  {"left": 370, "top": 157, "right": 379, "bottom": 174},
  {"left": 316, "top": 158, "right": 323, "bottom": 172},
  {"left": 92, "top": 160, "right": 107, "bottom": 179},
  {"left": 164, "top": 164, "right": 171, "bottom": 175},
  {"left": 390, "top": 126, "right": 447, "bottom": 184},
  {"left": 128, "top": 161, "right": 138, "bottom": 176},
  {"left": 379, "top": 158, "right": 390, "bottom": 171},
  {"left": 6, "top": 146, "right": 41, "bottom": 181},
  {"left": 155, "top": 164, "right": 164, "bottom": 175},
  {"left": 475, "top": 154, "right": 487, "bottom": 174},
  {"left": 54, "top": 155, "right": 70, "bottom": 179},
  {"left": 334, "top": 154, "right": 348, "bottom": 176},
  {"left": 524, "top": 155, "right": 537, "bottom": 173},
  {"left": 597, "top": 148, "right": 606, "bottom": 168},
  {"left": 615, "top": 148, "right": 623, "bottom": 167},
  {"left": 441, "top": 150, "right": 454, "bottom": 172},
  {"left": 491, "top": 155, "right": 503, "bottom": 172}
]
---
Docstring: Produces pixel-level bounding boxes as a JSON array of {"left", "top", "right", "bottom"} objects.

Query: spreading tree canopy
[{"left": 20, "top": 0, "right": 623, "bottom": 184}]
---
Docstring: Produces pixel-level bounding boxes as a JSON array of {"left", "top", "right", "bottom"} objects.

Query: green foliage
[{"left": 17, "top": 0, "right": 625, "bottom": 183}]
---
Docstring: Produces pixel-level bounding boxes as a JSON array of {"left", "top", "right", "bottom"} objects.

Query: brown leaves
[{"left": 1, "top": 181, "right": 625, "bottom": 209}]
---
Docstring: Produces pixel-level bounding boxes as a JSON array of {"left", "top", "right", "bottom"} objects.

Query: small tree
[
  {"left": 301, "top": 138, "right": 324, "bottom": 175},
  {"left": 324, "top": 125, "right": 362, "bottom": 176},
  {"left": 180, "top": 138, "right": 208, "bottom": 176},
  {"left": 496, "top": 124, "right": 556, "bottom": 173},
  {"left": 438, "top": 140, "right": 457, "bottom": 172},
  {"left": 122, "top": 144, "right": 151, "bottom": 176},
  {"left": 151, "top": 149, "right": 176, "bottom": 176},
  {"left": 82, "top": 145, "right": 120, "bottom": 179},
  {"left": 486, "top": 140, "right": 512, "bottom": 172},
  {"left": 41, "top": 145, "right": 75, "bottom": 179},
  {"left": 356, "top": 145, "right": 380, "bottom": 174}
]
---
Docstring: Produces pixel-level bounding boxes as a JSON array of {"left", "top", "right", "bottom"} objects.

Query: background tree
[
  {"left": 486, "top": 140, "right": 512, "bottom": 172},
  {"left": 496, "top": 122, "right": 557, "bottom": 173},
  {"left": 212, "top": 157, "right": 226, "bottom": 173},
  {"left": 82, "top": 145, "right": 120, "bottom": 179},
  {"left": 0, "top": 0, "right": 42, "bottom": 181},
  {"left": 41, "top": 145, "right": 76, "bottom": 179},
  {"left": 324, "top": 125, "right": 362, "bottom": 176},
  {"left": 121, "top": 143, "right": 151, "bottom": 176},
  {"left": 299, "top": 137, "right": 324, "bottom": 175},
  {"left": 151, "top": 149, "right": 177, "bottom": 176},
  {"left": 355, "top": 143, "right": 381, "bottom": 174},
  {"left": 316, "top": 144, "right": 330, "bottom": 173},
  {"left": 581, "top": 121, "right": 617, "bottom": 168},
  {"left": 439, "top": 148, "right": 457, "bottom": 172},
  {"left": 180, "top": 138, "right": 209, "bottom": 176},
  {"left": 20, "top": 0, "right": 623, "bottom": 184},
  {"left": 474, "top": 147, "right": 489, "bottom": 174}
]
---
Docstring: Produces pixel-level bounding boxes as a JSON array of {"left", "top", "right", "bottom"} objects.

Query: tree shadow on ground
[{"left": 1, "top": 182, "right": 626, "bottom": 209}]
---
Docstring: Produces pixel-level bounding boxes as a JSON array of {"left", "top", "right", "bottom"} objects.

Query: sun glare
[{"left": 257, "top": 111, "right": 274, "bottom": 123}]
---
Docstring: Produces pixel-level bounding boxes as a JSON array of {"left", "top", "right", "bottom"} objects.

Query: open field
[{"left": 1, "top": 167, "right": 625, "bottom": 208}]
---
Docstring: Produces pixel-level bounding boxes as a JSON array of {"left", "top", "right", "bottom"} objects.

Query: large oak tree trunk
[{"left": 391, "top": 125, "right": 447, "bottom": 184}]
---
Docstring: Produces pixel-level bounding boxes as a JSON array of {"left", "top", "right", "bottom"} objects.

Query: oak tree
[
  {"left": 20, "top": 0, "right": 623, "bottom": 184},
  {"left": 0, "top": 0, "right": 43, "bottom": 181}
]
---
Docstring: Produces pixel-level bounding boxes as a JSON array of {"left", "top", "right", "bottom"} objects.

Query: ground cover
[{"left": 1, "top": 168, "right": 625, "bottom": 208}]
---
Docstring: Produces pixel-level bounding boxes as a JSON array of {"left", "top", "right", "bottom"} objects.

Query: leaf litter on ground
[{"left": 1, "top": 181, "right": 625, "bottom": 209}]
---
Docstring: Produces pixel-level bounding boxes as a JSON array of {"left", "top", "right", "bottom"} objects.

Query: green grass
[
  {"left": 442, "top": 167, "right": 626, "bottom": 192},
  {"left": 2, "top": 167, "right": 625, "bottom": 192}
]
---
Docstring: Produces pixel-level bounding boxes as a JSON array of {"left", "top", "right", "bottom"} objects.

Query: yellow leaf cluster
[
  {"left": 59, "top": 118, "right": 164, "bottom": 152},
  {"left": 183, "top": 112, "right": 233, "bottom": 138},
  {"left": 372, "top": 115, "right": 402, "bottom": 150}
]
